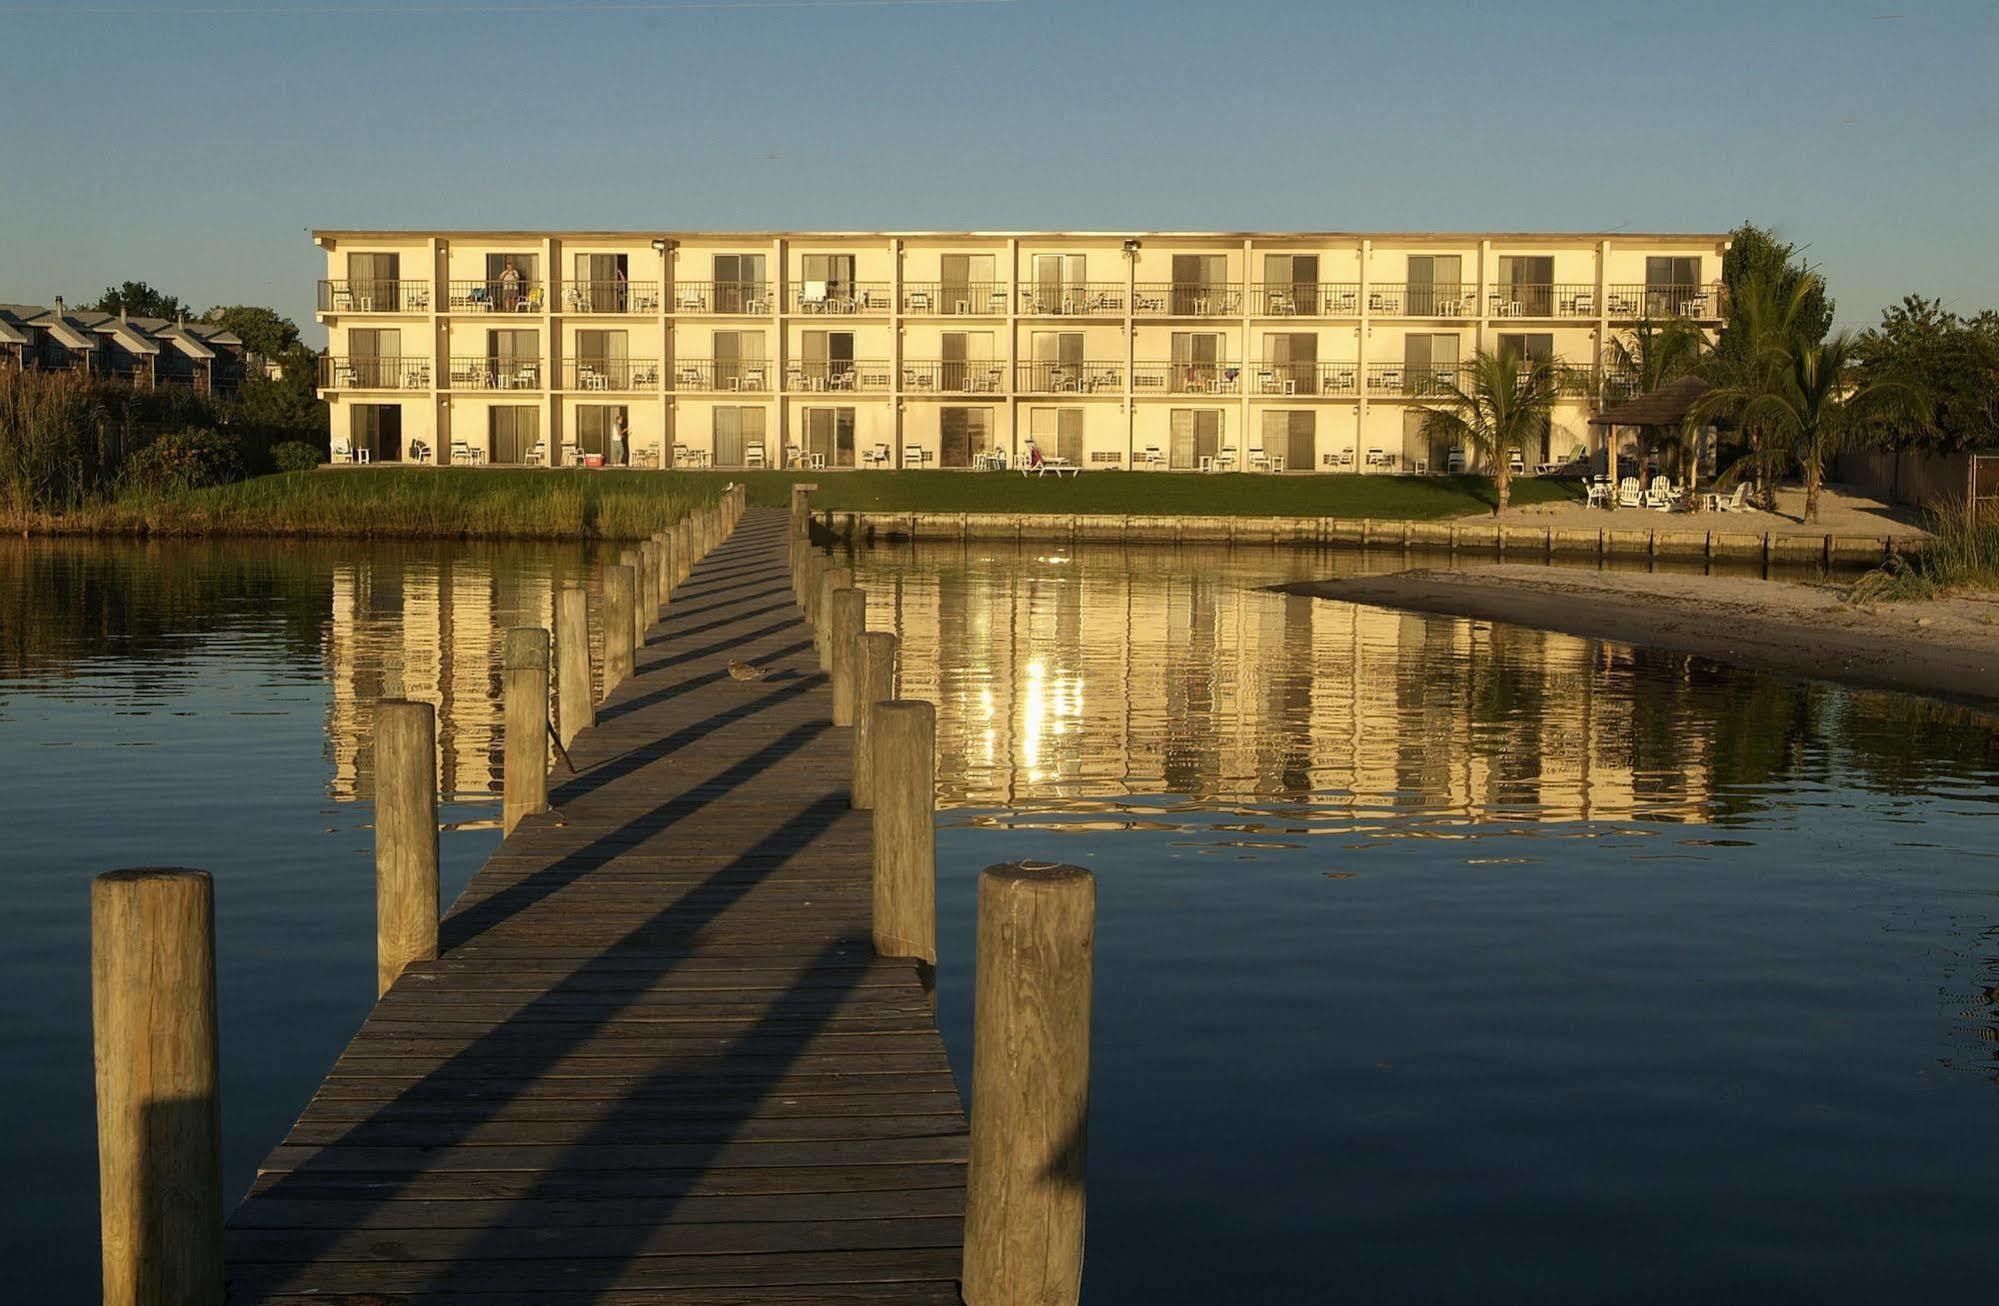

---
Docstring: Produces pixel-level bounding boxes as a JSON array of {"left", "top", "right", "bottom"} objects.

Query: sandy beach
[{"left": 1278, "top": 565, "right": 1999, "bottom": 708}]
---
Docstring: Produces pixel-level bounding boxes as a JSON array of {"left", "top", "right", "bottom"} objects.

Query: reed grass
[{"left": 1848, "top": 497, "right": 1998, "bottom": 601}]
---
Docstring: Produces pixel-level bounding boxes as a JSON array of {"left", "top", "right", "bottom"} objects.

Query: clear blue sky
[{"left": 3, "top": 0, "right": 1994, "bottom": 346}]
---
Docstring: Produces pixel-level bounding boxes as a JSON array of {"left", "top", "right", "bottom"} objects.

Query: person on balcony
[
  {"left": 610, "top": 412, "right": 627, "bottom": 468},
  {"left": 499, "top": 261, "right": 521, "bottom": 312}
]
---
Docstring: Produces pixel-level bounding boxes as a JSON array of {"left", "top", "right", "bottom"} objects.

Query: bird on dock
[{"left": 727, "top": 658, "right": 771, "bottom": 682}]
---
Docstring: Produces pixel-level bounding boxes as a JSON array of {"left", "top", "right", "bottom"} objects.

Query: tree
[
  {"left": 1416, "top": 348, "right": 1562, "bottom": 514},
  {"left": 1604, "top": 315, "right": 1708, "bottom": 398},
  {"left": 88, "top": 281, "right": 187, "bottom": 322},
  {"left": 232, "top": 342, "right": 328, "bottom": 455},
  {"left": 1696, "top": 268, "right": 1823, "bottom": 509},
  {"left": 1717, "top": 223, "right": 1834, "bottom": 360},
  {"left": 1851, "top": 296, "right": 1999, "bottom": 453},
  {"left": 205, "top": 305, "right": 300, "bottom": 362}
]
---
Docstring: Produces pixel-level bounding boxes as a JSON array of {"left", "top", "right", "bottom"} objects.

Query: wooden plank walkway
[{"left": 224, "top": 507, "right": 970, "bottom": 1305}]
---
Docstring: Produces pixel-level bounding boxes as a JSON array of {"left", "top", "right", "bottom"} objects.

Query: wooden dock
[{"left": 223, "top": 506, "right": 971, "bottom": 1304}]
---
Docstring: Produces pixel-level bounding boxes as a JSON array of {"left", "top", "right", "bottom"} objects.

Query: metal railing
[
  {"left": 1017, "top": 283, "right": 1127, "bottom": 316},
  {"left": 1015, "top": 361, "right": 1125, "bottom": 393},
  {"left": 558, "top": 281, "right": 662, "bottom": 314},
  {"left": 447, "top": 357, "right": 542, "bottom": 390},
  {"left": 1132, "top": 283, "right": 1243, "bottom": 316},
  {"left": 561, "top": 358, "right": 661, "bottom": 390},
  {"left": 1605, "top": 282, "right": 1726, "bottom": 320},
  {"left": 447, "top": 280, "right": 546, "bottom": 313},
  {"left": 1487, "top": 283, "right": 1599, "bottom": 318},
  {"left": 320, "top": 356, "right": 433, "bottom": 390},
  {"left": 669, "top": 359, "right": 772, "bottom": 391},
  {"left": 900, "top": 360, "right": 1010, "bottom": 393},
  {"left": 789, "top": 282, "right": 894, "bottom": 315},
  {"left": 670, "top": 281, "right": 772, "bottom": 314},
  {"left": 786, "top": 360, "right": 894, "bottom": 393},
  {"left": 1363, "top": 284, "right": 1478, "bottom": 318},
  {"left": 1365, "top": 363, "right": 1467, "bottom": 396},
  {"left": 1130, "top": 361, "right": 1241, "bottom": 395},
  {"left": 902, "top": 282, "right": 1008, "bottom": 315},
  {"left": 1251, "top": 283, "right": 1363, "bottom": 316},
  {"left": 1248, "top": 361, "right": 1361, "bottom": 396},
  {"left": 318, "top": 280, "right": 432, "bottom": 313}
]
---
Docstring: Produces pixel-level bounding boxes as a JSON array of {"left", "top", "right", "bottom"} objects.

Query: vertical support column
[
  {"left": 502, "top": 627, "right": 550, "bottom": 836},
  {"left": 1356, "top": 237, "right": 1371, "bottom": 469},
  {"left": 91, "top": 868, "right": 223, "bottom": 1306},
  {"left": 851, "top": 631, "right": 898, "bottom": 809},
  {"left": 556, "top": 583, "right": 593, "bottom": 746},
  {"left": 603, "top": 563, "right": 635, "bottom": 695},
  {"left": 673, "top": 518, "right": 692, "bottom": 584},
  {"left": 961, "top": 861, "right": 1096, "bottom": 1306},
  {"left": 373, "top": 699, "right": 439, "bottom": 996},
  {"left": 816, "top": 564, "right": 854, "bottom": 670},
  {"left": 829, "top": 587, "right": 866, "bottom": 727},
  {"left": 654, "top": 532, "right": 676, "bottom": 609},
  {"left": 870, "top": 701, "right": 936, "bottom": 969},
  {"left": 620, "top": 547, "right": 646, "bottom": 649}
]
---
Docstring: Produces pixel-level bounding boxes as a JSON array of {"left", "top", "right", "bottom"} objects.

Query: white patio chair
[
  {"left": 1616, "top": 476, "right": 1643, "bottom": 508},
  {"left": 1644, "top": 475, "right": 1676, "bottom": 510}
]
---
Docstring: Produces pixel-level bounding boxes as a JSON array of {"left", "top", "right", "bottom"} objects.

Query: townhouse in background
[
  {"left": 0, "top": 299, "right": 244, "bottom": 395},
  {"left": 312, "top": 230, "right": 1728, "bottom": 474}
]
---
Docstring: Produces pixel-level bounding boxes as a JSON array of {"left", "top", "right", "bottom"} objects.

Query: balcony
[
  {"left": 560, "top": 358, "right": 660, "bottom": 390},
  {"left": 1606, "top": 282, "right": 1726, "bottom": 320},
  {"left": 1132, "top": 283, "right": 1243, "bottom": 316},
  {"left": 903, "top": 282, "right": 1008, "bottom": 315},
  {"left": 1363, "top": 284, "right": 1478, "bottom": 318},
  {"left": 901, "top": 361, "right": 1009, "bottom": 394},
  {"left": 447, "top": 357, "right": 542, "bottom": 390},
  {"left": 1487, "top": 283, "right": 1600, "bottom": 319},
  {"left": 1131, "top": 361, "right": 1241, "bottom": 395},
  {"left": 789, "top": 282, "right": 893, "bottom": 315},
  {"left": 318, "top": 280, "right": 431, "bottom": 314},
  {"left": 1017, "top": 284, "right": 1127, "bottom": 316},
  {"left": 1251, "top": 283, "right": 1362, "bottom": 316},
  {"left": 786, "top": 360, "right": 893, "bottom": 393},
  {"left": 1015, "top": 361, "right": 1125, "bottom": 394},
  {"left": 447, "top": 280, "right": 546, "bottom": 314},
  {"left": 320, "top": 356, "right": 432, "bottom": 390},
  {"left": 670, "top": 360, "right": 772, "bottom": 392},
  {"left": 1249, "top": 361, "right": 1360, "bottom": 396},
  {"left": 558, "top": 281, "right": 661, "bottom": 315},
  {"left": 671, "top": 282, "right": 772, "bottom": 315},
  {"left": 1365, "top": 363, "right": 1466, "bottom": 396}
]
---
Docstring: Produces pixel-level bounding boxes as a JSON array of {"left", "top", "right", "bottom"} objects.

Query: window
[
  {"left": 485, "top": 252, "right": 538, "bottom": 310},
  {"left": 489, "top": 406, "right": 538, "bottom": 464},
  {"left": 574, "top": 253, "right": 629, "bottom": 311},
  {"left": 1170, "top": 254, "right": 1228, "bottom": 313},
  {"left": 349, "top": 329, "right": 400, "bottom": 387},
  {"left": 1406, "top": 255, "right": 1463, "bottom": 315},
  {"left": 1030, "top": 331, "right": 1084, "bottom": 389},
  {"left": 941, "top": 254, "right": 997, "bottom": 313},
  {"left": 1171, "top": 332, "right": 1225, "bottom": 392},
  {"left": 712, "top": 406, "right": 765, "bottom": 468},
  {"left": 800, "top": 254, "right": 856, "bottom": 305},
  {"left": 576, "top": 330, "right": 628, "bottom": 387},
  {"left": 713, "top": 254, "right": 766, "bottom": 312},
  {"left": 1031, "top": 254, "right": 1086, "bottom": 310},
  {"left": 1263, "top": 254, "right": 1319, "bottom": 312},
  {"left": 800, "top": 331, "right": 854, "bottom": 387},
  {"left": 941, "top": 331, "right": 995, "bottom": 390},
  {"left": 1403, "top": 333, "right": 1460, "bottom": 393},
  {"left": 348, "top": 253, "right": 400, "bottom": 309},
  {"left": 1261, "top": 411, "right": 1313, "bottom": 470},
  {"left": 1265, "top": 333, "right": 1317, "bottom": 394},
  {"left": 1168, "top": 409, "right": 1222, "bottom": 469},
  {"left": 351, "top": 404, "right": 403, "bottom": 461},
  {"left": 714, "top": 330, "right": 765, "bottom": 388},
  {"left": 575, "top": 405, "right": 628, "bottom": 461},
  {"left": 939, "top": 407, "right": 994, "bottom": 467},
  {"left": 1497, "top": 256, "right": 1555, "bottom": 316},
  {"left": 1031, "top": 408, "right": 1084, "bottom": 465},
  {"left": 1645, "top": 257, "right": 1702, "bottom": 316},
  {"left": 803, "top": 407, "right": 855, "bottom": 467},
  {"left": 1495, "top": 332, "right": 1554, "bottom": 365},
  {"left": 488, "top": 329, "right": 539, "bottom": 386}
]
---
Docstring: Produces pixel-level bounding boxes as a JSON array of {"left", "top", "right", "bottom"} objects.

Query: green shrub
[
  {"left": 123, "top": 428, "right": 246, "bottom": 495},
  {"left": 272, "top": 441, "right": 322, "bottom": 474}
]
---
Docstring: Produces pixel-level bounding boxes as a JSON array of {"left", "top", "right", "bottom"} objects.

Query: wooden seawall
[{"left": 222, "top": 506, "right": 972, "bottom": 1303}]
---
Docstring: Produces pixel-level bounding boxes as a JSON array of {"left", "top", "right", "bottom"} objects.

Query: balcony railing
[
  {"left": 1363, "top": 284, "right": 1478, "bottom": 318},
  {"left": 447, "top": 357, "right": 542, "bottom": 390},
  {"left": 1365, "top": 363, "right": 1467, "bottom": 396},
  {"left": 902, "top": 282, "right": 1008, "bottom": 315},
  {"left": 901, "top": 360, "right": 1009, "bottom": 394},
  {"left": 1606, "top": 282, "right": 1726, "bottom": 320},
  {"left": 670, "top": 359, "right": 771, "bottom": 392},
  {"left": 318, "top": 280, "right": 432, "bottom": 313},
  {"left": 559, "top": 281, "right": 662, "bottom": 314},
  {"left": 1249, "top": 361, "right": 1361, "bottom": 396},
  {"left": 1017, "top": 284, "right": 1127, "bottom": 316},
  {"left": 1132, "top": 283, "right": 1243, "bottom": 316},
  {"left": 320, "top": 356, "right": 433, "bottom": 390},
  {"left": 447, "top": 280, "right": 546, "bottom": 313},
  {"left": 561, "top": 358, "right": 661, "bottom": 390},
  {"left": 1131, "top": 361, "right": 1241, "bottom": 395},
  {"left": 672, "top": 282, "right": 773, "bottom": 314},
  {"left": 787, "top": 360, "right": 893, "bottom": 393},
  {"left": 1251, "top": 283, "right": 1363, "bottom": 316},
  {"left": 1487, "top": 283, "right": 1599, "bottom": 318},
  {"left": 1015, "top": 361, "right": 1125, "bottom": 394},
  {"left": 789, "top": 282, "right": 893, "bottom": 315}
]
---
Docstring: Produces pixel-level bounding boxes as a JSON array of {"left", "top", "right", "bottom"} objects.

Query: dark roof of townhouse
[
  {"left": 0, "top": 303, "right": 242, "bottom": 351},
  {"left": 1588, "top": 374, "right": 1710, "bottom": 427}
]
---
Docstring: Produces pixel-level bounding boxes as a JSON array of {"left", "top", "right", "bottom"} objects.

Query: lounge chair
[
  {"left": 1706, "top": 484, "right": 1748, "bottom": 513},
  {"left": 1616, "top": 476, "right": 1643, "bottom": 508},
  {"left": 1643, "top": 475, "right": 1677, "bottom": 510}
]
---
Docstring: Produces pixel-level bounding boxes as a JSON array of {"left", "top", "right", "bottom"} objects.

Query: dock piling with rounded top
[
  {"left": 829, "top": 587, "right": 866, "bottom": 726},
  {"left": 962, "top": 861, "right": 1096, "bottom": 1306},
  {"left": 92, "top": 866, "right": 223, "bottom": 1306},
  {"left": 556, "top": 583, "right": 593, "bottom": 747},
  {"left": 603, "top": 563, "right": 635, "bottom": 694},
  {"left": 816, "top": 564, "right": 854, "bottom": 669},
  {"left": 870, "top": 700, "right": 937, "bottom": 968},
  {"left": 372, "top": 699, "right": 439, "bottom": 997},
  {"left": 502, "top": 627, "right": 550, "bottom": 835},
  {"left": 653, "top": 532, "right": 675, "bottom": 610},
  {"left": 852, "top": 630, "right": 898, "bottom": 809}
]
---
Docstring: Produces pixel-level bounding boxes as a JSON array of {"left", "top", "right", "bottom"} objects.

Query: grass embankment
[
  {"left": 1850, "top": 499, "right": 1999, "bottom": 600},
  {"left": 6, "top": 466, "right": 1580, "bottom": 538}
]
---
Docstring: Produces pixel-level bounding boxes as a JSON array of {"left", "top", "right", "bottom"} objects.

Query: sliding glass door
[
  {"left": 1168, "top": 409, "right": 1222, "bottom": 469},
  {"left": 489, "top": 406, "right": 537, "bottom": 464},
  {"left": 713, "top": 254, "right": 766, "bottom": 312},
  {"left": 804, "top": 407, "right": 856, "bottom": 467}
]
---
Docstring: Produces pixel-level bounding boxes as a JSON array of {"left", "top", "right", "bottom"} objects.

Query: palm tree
[
  {"left": 1694, "top": 271, "right": 1820, "bottom": 509},
  {"left": 1603, "top": 315, "right": 1708, "bottom": 400},
  {"left": 1417, "top": 348, "right": 1562, "bottom": 514}
]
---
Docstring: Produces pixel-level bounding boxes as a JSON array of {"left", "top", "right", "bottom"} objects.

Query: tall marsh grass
[{"left": 1849, "top": 496, "right": 1999, "bottom": 601}]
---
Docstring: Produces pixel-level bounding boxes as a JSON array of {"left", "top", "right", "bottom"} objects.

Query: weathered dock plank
[{"left": 222, "top": 507, "right": 968, "bottom": 1304}]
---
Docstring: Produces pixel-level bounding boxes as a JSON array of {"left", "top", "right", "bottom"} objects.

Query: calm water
[{"left": 4, "top": 537, "right": 1997, "bottom": 1303}]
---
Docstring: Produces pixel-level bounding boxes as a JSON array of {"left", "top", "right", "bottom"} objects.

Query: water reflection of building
[
  {"left": 856, "top": 544, "right": 1712, "bottom": 823},
  {"left": 326, "top": 552, "right": 578, "bottom": 802}
]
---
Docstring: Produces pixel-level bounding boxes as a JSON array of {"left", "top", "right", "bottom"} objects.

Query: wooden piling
[
  {"left": 92, "top": 867, "right": 223, "bottom": 1306},
  {"left": 851, "top": 631, "right": 898, "bottom": 810},
  {"left": 961, "top": 861, "right": 1096, "bottom": 1306},
  {"left": 556, "top": 583, "right": 593, "bottom": 747},
  {"left": 817, "top": 564, "right": 854, "bottom": 670},
  {"left": 870, "top": 701, "right": 936, "bottom": 968},
  {"left": 603, "top": 563, "right": 635, "bottom": 695},
  {"left": 654, "top": 532, "right": 675, "bottom": 609},
  {"left": 620, "top": 547, "right": 647, "bottom": 649},
  {"left": 502, "top": 627, "right": 549, "bottom": 836},
  {"left": 372, "top": 699, "right": 439, "bottom": 997},
  {"left": 829, "top": 587, "right": 866, "bottom": 727}
]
